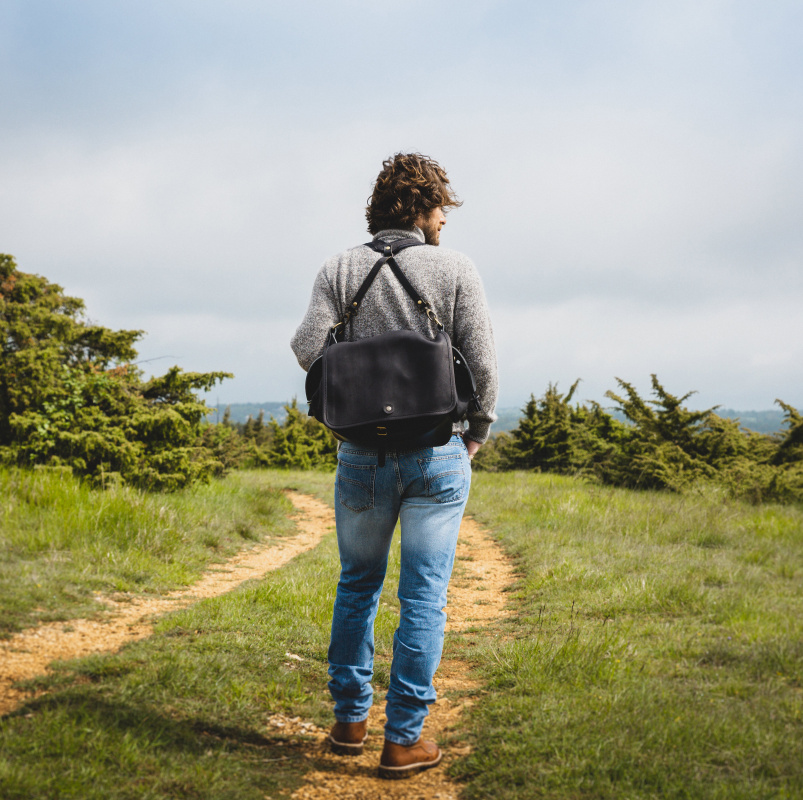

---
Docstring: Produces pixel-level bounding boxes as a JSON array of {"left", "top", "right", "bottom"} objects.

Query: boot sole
[
  {"left": 329, "top": 735, "right": 367, "bottom": 756},
  {"left": 378, "top": 750, "right": 443, "bottom": 780}
]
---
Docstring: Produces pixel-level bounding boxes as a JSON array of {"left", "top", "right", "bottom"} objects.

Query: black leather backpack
[{"left": 305, "top": 237, "right": 481, "bottom": 457}]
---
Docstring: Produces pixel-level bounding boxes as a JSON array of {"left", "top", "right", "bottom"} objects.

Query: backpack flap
[{"left": 322, "top": 329, "right": 456, "bottom": 432}]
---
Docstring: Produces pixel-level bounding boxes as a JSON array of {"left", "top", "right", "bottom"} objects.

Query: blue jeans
[{"left": 328, "top": 433, "right": 471, "bottom": 745}]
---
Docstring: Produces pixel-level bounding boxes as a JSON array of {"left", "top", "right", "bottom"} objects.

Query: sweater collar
[{"left": 372, "top": 226, "right": 425, "bottom": 244}]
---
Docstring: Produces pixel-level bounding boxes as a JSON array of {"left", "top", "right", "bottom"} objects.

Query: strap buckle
[{"left": 424, "top": 306, "right": 444, "bottom": 329}]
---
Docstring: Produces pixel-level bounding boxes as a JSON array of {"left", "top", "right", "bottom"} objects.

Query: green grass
[
  {"left": 0, "top": 467, "right": 298, "bottom": 636},
  {"left": 0, "top": 466, "right": 405, "bottom": 799},
  {"left": 249, "top": 467, "right": 337, "bottom": 506},
  {"left": 1, "top": 541, "right": 337, "bottom": 798},
  {"left": 2, "top": 466, "right": 802, "bottom": 798},
  {"left": 453, "top": 472, "right": 803, "bottom": 799}
]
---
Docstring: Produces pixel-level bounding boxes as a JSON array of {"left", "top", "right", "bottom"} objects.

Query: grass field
[
  {"left": 1, "top": 466, "right": 801, "bottom": 798},
  {"left": 0, "top": 468, "right": 398, "bottom": 798},
  {"left": 457, "top": 473, "right": 803, "bottom": 798},
  {"left": 0, "top": 467, "right": 298, "bottom": 636}
]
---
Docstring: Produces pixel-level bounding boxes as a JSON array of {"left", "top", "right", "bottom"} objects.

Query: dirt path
[
  {"left": 1, "top": 489, "right": 518, "bottom": 799},
  {"left": 0, "top": 490, "right": 332, "bottom": 716},
  {"left": 284, "top": 513, "right": 518, "bottom": 800}
]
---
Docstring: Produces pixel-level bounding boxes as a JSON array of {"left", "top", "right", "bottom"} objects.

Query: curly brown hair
[{"left": 365, "top": 153, "right": 462, "bottom": 234}]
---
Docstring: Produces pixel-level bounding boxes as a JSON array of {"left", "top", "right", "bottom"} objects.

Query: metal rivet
[{"left": 384, "top": 405, "right": 392, "bottom": 413}]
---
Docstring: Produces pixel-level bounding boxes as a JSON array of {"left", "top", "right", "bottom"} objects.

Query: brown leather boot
[
  {"left": 328, "top": 719, "right": 368, "bottom": 755},
  {"left": 378, "top": 738, "right": 442, "bottom": 779}
]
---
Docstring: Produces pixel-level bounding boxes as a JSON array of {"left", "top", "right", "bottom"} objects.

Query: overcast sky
[{"left": 2, "top": 0, "right": 801, "bottom": 415}]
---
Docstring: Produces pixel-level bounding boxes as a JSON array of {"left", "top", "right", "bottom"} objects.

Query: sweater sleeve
[
  {"left": 290, "top": 266, "right": 339, "bottom": 372},
  {"left": 452, "top": 260, "right": 498, "bottom": 444}
]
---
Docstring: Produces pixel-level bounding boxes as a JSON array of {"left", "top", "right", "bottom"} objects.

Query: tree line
[
  {"left": 473, "top": 377, "right": 803, "bottom": 504},
  {"left": 209, "top": 377, "right": 802, "bottom": 504},
  {"left": 0, "top": 254, "right": 338, "bottom": 487},
  {"left": 0, "top": 255, "right": 229, "bottom": 490},
  {"left": 200, "top": 400, "right": 336, "bottom": 472},
  {"left": 2, "top": 254, "right": 800, "bottom": 501}
]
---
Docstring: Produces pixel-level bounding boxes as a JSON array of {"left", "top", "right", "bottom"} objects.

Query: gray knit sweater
[{"left": 291, "top": 227, "right": 498, "bottom": 443}]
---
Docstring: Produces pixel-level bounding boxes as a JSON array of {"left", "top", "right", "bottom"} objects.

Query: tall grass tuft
[{"left": 0, "top": 467, "right": 295, "bottom": 635}]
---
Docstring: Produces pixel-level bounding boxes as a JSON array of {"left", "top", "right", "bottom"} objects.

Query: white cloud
[
  {"left": 1, "top": 0, "right": 801, "bottom": 412},
  {"left": 494, "top": 295, "right": 803, "bottom": 409}
]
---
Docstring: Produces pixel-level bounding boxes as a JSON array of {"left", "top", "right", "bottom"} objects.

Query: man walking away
[{"left": 291, "top": 152, "right": 498, "bottom": 778}]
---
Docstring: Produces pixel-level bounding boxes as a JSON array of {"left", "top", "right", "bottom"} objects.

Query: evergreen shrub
[
  {"left": 475, "top": 375, "right": 802, "bottom": 504},
  {"left": 0, "top": 254, "right": 230, "bottom": 490},
  {"left": 206, "top": 399, "right": 337, "bottom": 471}
]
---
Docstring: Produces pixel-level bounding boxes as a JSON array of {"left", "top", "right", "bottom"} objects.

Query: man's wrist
[
  {"left": 465, "top": 420, "right": 490, "bottom": 445},
  {"left": 462, "top": 435, "right": 482, "bottom": 460}
]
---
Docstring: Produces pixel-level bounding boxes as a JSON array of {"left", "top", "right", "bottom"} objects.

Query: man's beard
[{"left": 419, "top": 218, "right": 441, "bottom": 246}]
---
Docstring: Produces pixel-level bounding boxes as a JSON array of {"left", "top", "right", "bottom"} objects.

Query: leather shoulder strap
[
  {"left": 331, "top": 239, "right": 438, "bottom": 341},
  {"left": 363, "top": 237, "right": 423, "bottom": 256},
  {"left": 359, "top": 239, "right": 427, "bottom": 306}
]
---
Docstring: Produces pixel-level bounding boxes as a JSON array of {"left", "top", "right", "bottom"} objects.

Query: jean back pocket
[
  {"left": 337, "top": 460, "right": 376, "bottom": 513},
  {"left": 417, "top": 454, "right": 466, "bottom": 504}
]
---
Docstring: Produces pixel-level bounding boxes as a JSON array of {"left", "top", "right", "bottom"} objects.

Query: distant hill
[
  {"left": 208, "top": 402, "right": 790, "bottom": 436},
  {"left": 207, "top": 403, "right": 527, "bottom": 430},
  {"left": 205, "top": 402, "right": 290, "bottom": 425},
  {"left": 479, "top": 407, "right": 791, "bottom": 436},
  {"left": 716, "top": 409, "right": 787, "bottom": 435},
  {"left": 491, "top": 407, "right": 525, "bottom": 433},
  {"left": 606, "top": 408, "right": 787, "bottom": 435}
]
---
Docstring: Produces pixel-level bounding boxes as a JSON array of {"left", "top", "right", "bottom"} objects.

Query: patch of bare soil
[
  {"left": 287, "top": 515, "right": 518, "bottom": 800},
  {"left": 0, "top": 490, "right": 332, "bottom": 716}
]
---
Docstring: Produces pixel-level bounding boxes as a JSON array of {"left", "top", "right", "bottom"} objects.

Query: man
[{"left": 291, "top": 153, "right": 497, "bottom": 778}]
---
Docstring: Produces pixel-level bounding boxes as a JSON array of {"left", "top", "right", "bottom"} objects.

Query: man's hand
[{"left": 464, "top": 437, "right": 481, "bottom": 460}]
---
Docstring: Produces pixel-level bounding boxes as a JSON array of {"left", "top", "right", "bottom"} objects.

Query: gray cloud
[{"left": 1, "top": 1, "right": 801, "bottom": 412}]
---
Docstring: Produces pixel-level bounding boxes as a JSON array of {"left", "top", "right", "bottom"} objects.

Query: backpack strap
[
  {"left": 330, "top": 238, "right": 442, "bottom": 343},
  {"left": 364, "top": 237, "right": 422, "bottom": 256}
]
